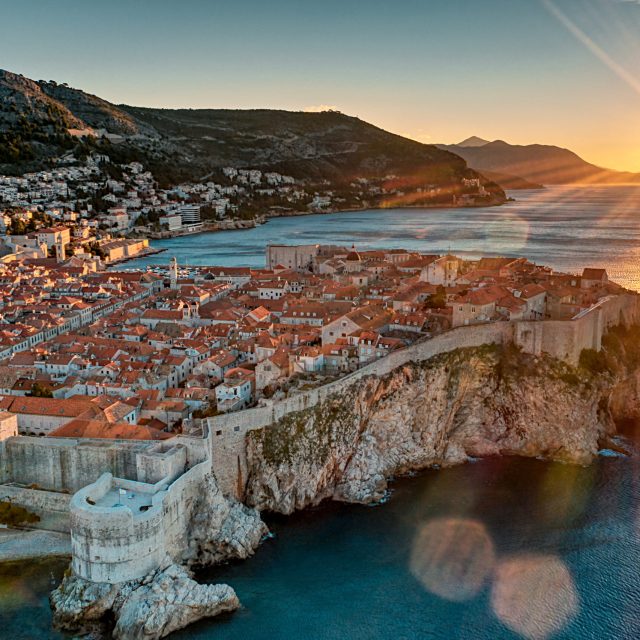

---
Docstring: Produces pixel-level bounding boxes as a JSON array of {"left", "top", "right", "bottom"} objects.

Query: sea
[
  {"left": 121, "top": 185, "right": 640, "bottom": 291},
  {"left": 3, "top": 185, "right": 640, "bottom": 639}
]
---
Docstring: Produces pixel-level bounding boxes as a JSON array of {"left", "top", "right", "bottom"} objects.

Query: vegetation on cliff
[
  {"left": 0, "top": 501, "right": 40, "bottom": 526},
  {"left": 245, "top": 336, "right": 640, "bottom": 514},
  {"left": 0, "top": 68, "right": 506, "bottom": 203}
]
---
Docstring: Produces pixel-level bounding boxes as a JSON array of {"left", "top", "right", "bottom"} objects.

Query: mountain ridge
[
  {"left": 438, "top": 138, "right": 640, "bottom": 185},
  {"left": 457, "top": 136, "right": 490, "bottom": 148},
  {"left": 0, "top": 69, "right": 505, "bottom": 205}
]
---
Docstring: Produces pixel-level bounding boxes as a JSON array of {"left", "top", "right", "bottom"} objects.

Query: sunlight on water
[
  {"left": 482, "top": 211, "right": 531, "bottom": 254},
  {"left": 122, "top": 186, "right": 640, "bottom": 291}
]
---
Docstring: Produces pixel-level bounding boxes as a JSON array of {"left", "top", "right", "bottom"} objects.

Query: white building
[
  {"left": 266, "top": 244, "right": 320, "bottom": 271},
  {"left": 159, "top": 214, "right": 183, "bottom": 232},
  {"left": 179, "top": 205, "right": 201, "bottom": 225},
  {"left": 420, "top": 255, "right": 459, "bottom": 287}
]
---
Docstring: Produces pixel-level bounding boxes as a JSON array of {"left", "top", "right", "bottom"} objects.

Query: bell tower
[
  {"left": 170, "top": 257, "right": 178, "bottom": 290},
  {"left": 55, "top": 238, "right": 66, "bottom": 263}
]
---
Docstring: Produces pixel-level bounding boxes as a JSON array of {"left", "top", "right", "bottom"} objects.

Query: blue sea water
[
  {"left": 4, "top": 438, "right": 640, "bottom": 640},
  {"left": 3, "top": 186, "right": 640, "bottom": 638},
  {"left": 123, "top": 185, "right": 640, "bottom": 291},
  {"left": 180, "top": 445, "right": 640, "bottom": 640}
]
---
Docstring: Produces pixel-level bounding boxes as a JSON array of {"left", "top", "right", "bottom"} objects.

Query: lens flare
[
  {"left": 543, "top": 0, "right": 640, "bottom": 97},
  {"left": 491, "top": 554, "right": 579, "bottom": 639},
  {"left": 409, "top": 518, "right": 495, "bottom": 601}
]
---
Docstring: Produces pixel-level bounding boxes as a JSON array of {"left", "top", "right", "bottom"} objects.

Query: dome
[{"left": 346, "top": 251, "right": 361, "bottom": 262}]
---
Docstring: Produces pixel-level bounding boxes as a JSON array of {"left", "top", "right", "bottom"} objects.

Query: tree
[
  {"left": 8, "top": 218, "right": 26, "bottom": 235},
  {"left": 88, "top": 242, "right": 107, "bottom": 259},
  {"left": 426, "top": 286, "right": 447, "bottom": 309},
  {"left": 30, "top": 382, "right": 53, "bottom": 398}
]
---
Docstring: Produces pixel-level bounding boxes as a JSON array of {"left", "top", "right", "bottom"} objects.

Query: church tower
[
  {"left": 55, "top": 239, "right": 66, "bottom": 263},
  {"left": 170, "top": 257, "right": 178, "bottom": 290}
]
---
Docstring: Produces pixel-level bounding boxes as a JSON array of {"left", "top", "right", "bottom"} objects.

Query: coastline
[
  {"left": 0, "top": 528, "right": 71, "bottom": 563},
  {"left": 106, "top": 246, "right": 166, "bottom": 266},
  {"left": 135, "top": 196, "right": 511, "bottom": 243}
]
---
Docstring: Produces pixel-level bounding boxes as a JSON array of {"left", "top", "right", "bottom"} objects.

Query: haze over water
[
  {"left": 125, "top": 186, "right": 640, "bottom": 291},
  {"left": 4, "top": 428, "right": 640, "bottom": 640},
  {"left": 4, "top": 185, "right": 640, "bottom": 639}
]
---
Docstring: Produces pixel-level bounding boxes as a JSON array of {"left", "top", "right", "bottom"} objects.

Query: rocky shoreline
[
  {"left": 49, "top": 477, "right": 267, "bottom": 639},
  {"left": 42, "top": 326, "right": 640, "bottom": 638},
  {"left": 52, "top": 560, "right": 240, "bottom": 640}
]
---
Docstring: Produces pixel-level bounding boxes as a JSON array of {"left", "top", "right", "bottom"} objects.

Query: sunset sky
[{"left": 3, "top": 0, "right": 640, "bottom": 171}]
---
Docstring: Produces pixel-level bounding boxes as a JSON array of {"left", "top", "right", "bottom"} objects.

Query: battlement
[
  {"left": 207, "top": 293, "right": 640, "bottom": 498},
  {"left": 69, "top": 429, "right": 212, "bottom": 584}
]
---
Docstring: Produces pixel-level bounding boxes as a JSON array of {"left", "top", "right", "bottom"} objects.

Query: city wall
[
  {"left": 209, "top": 294, "right": 640, "bottom": 497},
  {"left": 0, "top": 435, "right": 189, "bottom": 533},
  {"left": 69, "top": 427, "right": 211, "bottom": 584},
  {"left": 2, "top": 438, "right": 186, "bottom": 493},
  {"left": 70, "top": 452, "right": 210, "bottom": 584},
  {"left": 0, "top": 484, "right": 71, "bottom": 531}
]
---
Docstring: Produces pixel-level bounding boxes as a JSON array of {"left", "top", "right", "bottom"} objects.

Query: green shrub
[
  {"left": 0, "top": 501, "right": 40, "bottom": 527},
  {"left": 579, "top": 348, "right": 611, "bottom": 375}
]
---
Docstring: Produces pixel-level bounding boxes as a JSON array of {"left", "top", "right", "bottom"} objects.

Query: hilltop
[
  {"left": 438, "top": 138, "right": 640, "bottom": 185},
  {"left": 0, "top": 69, "right": 504, "bottom": 204}
]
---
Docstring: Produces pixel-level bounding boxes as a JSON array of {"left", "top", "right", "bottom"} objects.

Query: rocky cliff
[
  {"left": 244, "top": 331, "right": 640, "bottom": 514},
  {"left": 50, "top": 475, "right": 267, "bottom": 639},
  {"left": 52, "top": 560, "right": 239, "bottom": 640}
]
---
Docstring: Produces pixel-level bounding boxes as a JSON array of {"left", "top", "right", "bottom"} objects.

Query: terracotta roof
[
  {"left": 582, "top": 268, "right": 608, "bottom": 280},
  {"left": 8, "top": 395, "right": 101, "bottom": 418},
  {"left": 519, "top": 284, "right": 546, "bottom": 299},
  {"left": 48, "top": 418, "right": 171, "bottom": 440}
]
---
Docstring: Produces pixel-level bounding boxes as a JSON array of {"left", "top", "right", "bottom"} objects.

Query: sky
[{"left": 2, "top": 0, "right": 640, "bottom": 171}]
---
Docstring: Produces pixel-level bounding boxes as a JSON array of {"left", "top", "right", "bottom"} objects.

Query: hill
[
  {"left": 457, "top": 136, "right": 490, "bottom": 148},
  {"left": 0, "top": 69, "right": 505, "bottom": 204},
  {"left": 477, "top": 170, "right": 543, "bottom": 190},
  {"left": 438, "top": 138, "right": 640, "bottom": 185}
]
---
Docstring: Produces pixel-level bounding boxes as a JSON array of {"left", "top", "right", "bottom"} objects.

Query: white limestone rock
[
  {"left": 244, "top": 347, "right": 617, "bottom": 514},
  {"left": 50, "top": 571, "right": 138, "bottom": 636},
  {"left": 113, "top": 564, "right": 239, "bottom": 640},
  {"left": 184, "top": 474, "right": 268, "bottom": 566},
  {"left": 51, "top": 561, "right": 239, "bottom": 640}
]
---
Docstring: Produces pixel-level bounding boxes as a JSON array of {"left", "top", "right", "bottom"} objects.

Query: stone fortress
[
  {"left": 0, "top": 284, "right": 637, "bottom": 588},
  {"left": 208, "top": 291, "right": 640, "bottom": 498},
  {"left": 1, "top": 411, "right": 212, "bottom": 584}
]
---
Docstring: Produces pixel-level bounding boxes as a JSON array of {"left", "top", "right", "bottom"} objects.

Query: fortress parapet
[
  {"left": 207, "top": 293, "right": 640, "bottom": 498},
  {"left": 69, "top": 428, "right": 211, "bottom": 584}
]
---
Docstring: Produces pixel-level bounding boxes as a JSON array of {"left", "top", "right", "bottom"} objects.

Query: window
[
  {"left": 216, "top": 430, "right": 222, "bottom": 436},
  {"left": 234, "top": 426, "right": 240, "bottom": 432}
]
